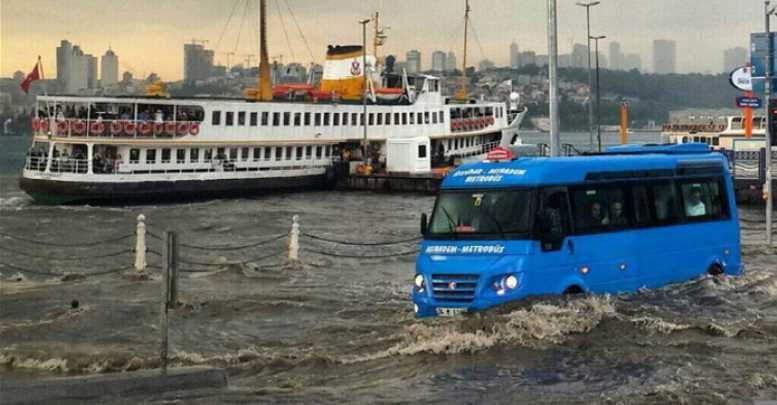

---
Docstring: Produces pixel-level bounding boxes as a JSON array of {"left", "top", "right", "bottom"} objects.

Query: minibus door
[{"left": 535, "top": 188, "right": 576, "bottom": 293}]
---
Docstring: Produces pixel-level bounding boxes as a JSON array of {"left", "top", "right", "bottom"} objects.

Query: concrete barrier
[{"left": 1, "top": 366, "right": 227, "bottom": 404}]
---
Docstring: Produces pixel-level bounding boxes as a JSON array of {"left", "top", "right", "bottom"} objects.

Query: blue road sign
[
  {"left": 750, "top": 32, "right": 777, "bottom": 94},
  {"left": 736, "top": 96, "right": 763, "bottom": 108}
]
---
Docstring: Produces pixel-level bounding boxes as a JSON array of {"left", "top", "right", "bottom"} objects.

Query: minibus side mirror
[{"left": 420, "top": 213, "right": 428, "bottom": 236}]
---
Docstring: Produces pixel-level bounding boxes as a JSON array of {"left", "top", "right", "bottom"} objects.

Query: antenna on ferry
[
  {"left": 455, "top": 0, "right": 470, "bottom": 102},
  {"left": 372, "top": 12, "right": 389, "bottom": 70}
]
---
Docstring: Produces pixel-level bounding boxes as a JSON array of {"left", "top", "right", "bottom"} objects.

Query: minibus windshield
[{"left": 428, "top": 189, "right": 534, "bottom": 238}]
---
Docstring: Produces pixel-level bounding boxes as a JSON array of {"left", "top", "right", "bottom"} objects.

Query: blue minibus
[{"left": 412, "top": 143, "right": 742, "bottom": 318}]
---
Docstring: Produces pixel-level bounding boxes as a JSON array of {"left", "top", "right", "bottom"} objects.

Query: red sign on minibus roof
[{"left": 485, "top": 147, "right": 513, "bottom": 162}]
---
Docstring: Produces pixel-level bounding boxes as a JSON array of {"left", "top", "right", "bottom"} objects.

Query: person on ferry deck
[{"left": 154, "top": 110, "right": 164, "bottom": 123}]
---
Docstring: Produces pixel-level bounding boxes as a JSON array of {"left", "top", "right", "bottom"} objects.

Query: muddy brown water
[{"left": 0, "top": 190, "right": 776, "bottom": 404}]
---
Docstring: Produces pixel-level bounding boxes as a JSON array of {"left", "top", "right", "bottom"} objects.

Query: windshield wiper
[
  {"left": 440, "top": 206, "right": 458, "bottom": 240},
  {"left": 481, "top": 207, "right": 507, "bottom": 239}
]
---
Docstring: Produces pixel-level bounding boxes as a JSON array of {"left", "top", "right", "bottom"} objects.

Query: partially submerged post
[
  {"left": 288, "top": 215, "right": 300, "bottom": 264},
  {"left": 134, "top": 214, "right": 146, "bottom": 272},
  {"left": 160, "top": 230, "right": 177, "bottom": 375}
]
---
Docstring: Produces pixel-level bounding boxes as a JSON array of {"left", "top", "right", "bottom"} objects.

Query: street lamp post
[
  {"left": 576, "top": 1, "right": 600, "bottom": 152},
  {"left": 765, "top": 1, "right": 775, "bottom": 245},
  {"left": 359, "top": 18, "right": 371, "bottom": 166},
  {"left": 591, "top": 35, "right": 606, "bottom": 152},
  {"left": 548, "top": 0, "right": 560, "bottom": 157}
]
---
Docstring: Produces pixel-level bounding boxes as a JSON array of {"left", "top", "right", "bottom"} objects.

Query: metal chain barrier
[
  {"left": 0, "top": 231, "right": 134, "bottom": 248},
  {"left": 300, "top": 231, "right": 421, "bottom": 246}
]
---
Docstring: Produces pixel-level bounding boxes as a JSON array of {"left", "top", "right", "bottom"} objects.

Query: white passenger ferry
[
  {"left": 20, "top": 7, "right": 525, "bottom": 203},
  {"left": 661, "top": 115, "right": 766, "bottom": 150}
]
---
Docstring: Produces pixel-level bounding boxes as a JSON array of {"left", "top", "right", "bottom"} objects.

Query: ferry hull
[{"left": 19, "top": 175, "right": 330, "bottom": 205}]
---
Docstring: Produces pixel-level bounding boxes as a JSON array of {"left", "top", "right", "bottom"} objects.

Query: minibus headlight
[
  {"left": 504, "top": 275, "right": 518, "bottom": 290},
  {"left": 414, "top": 274, "right": 425, "bottom": 290}
]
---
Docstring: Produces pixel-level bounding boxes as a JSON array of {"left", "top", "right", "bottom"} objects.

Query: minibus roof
[{"left": 442, "top": 143, "right": 726, "bottom": 189}]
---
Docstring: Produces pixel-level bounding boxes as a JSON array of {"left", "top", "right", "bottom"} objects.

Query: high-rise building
[
  {"left": 56, "top": 40, "right": 73, "bottom": 88},
  {"left": 431, "top": 50, "right": 447, "bottom": 72},
  {"left": 510, "top": 41, "right": 520, "bottom": 69},
  {"left": 558, "top": 54, "right": 571, "bottom": 68},
  {"left": 596, "top": 52, "right": 608, "bottom": 70},
  {"left": 85, "top": 54, "right": 98, "bottom": 89},
  {"left": 572, "top": 43, "right": 588, "bottom": 69},
  {"left": 446, "top": 51, "right": 457, "bottom": 71},
  {"left": 406, "top": 50, "right": 421, "bottom": 74},
  {"left": 519, "top": 51, "right": 536, "bottom": 67},
  {"left": 653, "top": 39, "right": 677, "bottom": 74},
  {"left": 535, "top": 54, "right": 549, "bottom": 67},
  {"left": 66, "top": 45, "right": 88, "bottom": 93},
  {"left": 184, "top": 43, "right": 215, "bottom": 83},
  {"left": 723, "top": 47, "right": 748, "bottom": 73},
  {"left": 609, "top": 42, "right": 624, "bottom": 71},
  {"left": 100, "top": 48, "right": 119, "bottom": 87},
  {"left": 624, "top": 53, "right": 642, "bottom": 71}
]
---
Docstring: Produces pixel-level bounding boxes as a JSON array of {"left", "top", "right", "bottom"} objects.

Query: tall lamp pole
[
  {"left": 591, "top": 35, "right": 606, "bottom": 152},
  {"left": 765, "top": 1, "right": 775, "bottom": 245},
  {"left": 576, "top": 1, "right": 600, "bottom": 152},
  {"left": 548, "top": 0, "right": 561, "bottom": 157},
  {"left": 359, "top": 18, "right": 371, "bottom": 165}
]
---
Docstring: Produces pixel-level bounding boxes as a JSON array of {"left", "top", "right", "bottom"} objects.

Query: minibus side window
[
  {"left": 632, "top": 185, "right": 652, "bottom": 226},
  {"left": 535, "top": 188, "right": 570, "bottom": 251},
  {"left": 679, "top": 177, "right": 727, "bottom": 221},
  {"left": 649, "top": 181, "right": 681, "bottom": 225},
  {"left": 571, "top": 186, "right": 630, "bottom": 233}
]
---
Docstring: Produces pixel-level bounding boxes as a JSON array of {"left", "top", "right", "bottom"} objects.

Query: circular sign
[{"left": 729, "top": 65, "right": 753, "bottom": 92}]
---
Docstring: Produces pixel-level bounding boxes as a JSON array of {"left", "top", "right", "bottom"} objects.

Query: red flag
[{"left": 20, "top": 62, "right": 40, "bottom": 93}]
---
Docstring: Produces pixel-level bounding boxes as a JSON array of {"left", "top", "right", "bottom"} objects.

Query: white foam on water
[
  {"left": 0, "top": 196, "right": 31, "bottom": 210},
  {"left": 342, "top": 295, "right": 616, "bottom": 363},
  {"left": 630, "top": 316, "right": 691, "bottom": 334}
]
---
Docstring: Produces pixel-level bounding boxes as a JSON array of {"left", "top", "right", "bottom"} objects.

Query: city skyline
[{"left": 1, "top": 0, "right": 760, "bottom": 80}]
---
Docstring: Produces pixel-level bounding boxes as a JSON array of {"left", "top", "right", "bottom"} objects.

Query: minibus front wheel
[{"left": 707, "top": 263, "right": 724, "bottom": 276}]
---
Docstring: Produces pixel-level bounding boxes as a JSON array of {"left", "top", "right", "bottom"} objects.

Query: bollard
[
  {"left": 288, "top": 215, "right": 299, "bottom": 264},
  {"left": 134, "top": 214, "right": 147, "bottom": 272}
]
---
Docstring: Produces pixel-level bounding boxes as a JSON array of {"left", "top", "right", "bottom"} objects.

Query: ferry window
[
  {"left": 418, "top": 144, "right": 427, "bottom": 158},
  {"left": 273, "top": 112, "right": 280, "bottom": 126},
  {"left": 261, "top": 112, "right": 269, "bottom": 126},
  {"left": 333, "top": 113, "right": 340, "bottom": 126},
  {"left": 146, "top": 149, "right": 157, "bottom": 164},
  {"left": 385, "top": 112, "right": 391, "bottom": 125},
  {"left": 369, "top": 113, "right": 375, "bottom": 126},
  {"left": 296, "top": 146, "right": 303, "bottom": 160},
  {"left": 304, "top": 112, "right": 311, "bottom": 126},
  {"left": 217, "top": 147, "right": 225, "bottom": 159},
  {"left": 286, "top": 146, "right": 293, "bottom": 160},
  {"left": 323, "top": 113, "right": 330, "bottom": 126},
  {"left": 161, "top": 148, "right": 171, "bottom": 163},
  {"left": 376, "top": 113, "right": 383, "bottom": 125},
  {"left": 226, "top": 112, "right": 234, "bottom": 126},
  {"left": 294, "top": 112, "right": 301, "bottom": 126},
  {"left": 352, "top": 113, "right": 359, "bottom": 126},
  {"left": 409, "top": 113, "right": 415, "bottom": 125},
  {"left": 275, "top": 147, "right": 282, "bottom": 161},
  {"left": 316, "top": 146, "right": 322, "bottom": 159},
  {"left": 342, "top": 113, "right": 349, "bottom": 126},
  {"left": 417, "top": 112, "right": 423, "bottom": 124},
  {"left": 679, "top": 178, "right": 726, "bottom": 220},
  {"left": 650, "top": 181, "right": 681, "bottom": 224},
  {"left": 306, "top": 146, "right": 312, "bottom": 159},
  {"left": 315, "top": 113, "right": 321, "bottom": 126},
  {"left": 129, "top": 149, "right": 140, "bottom": 163},
  {"left": 241, "top": 148, "right": 249, "bottom": 161},
  {"left": 283, "top": 112, "right": 291, "bottom": 126},
  {"left": 325, "top": 145, "right": 331, "bottom": 157},
  {"left": 177, "top": 105, "right": 205, "bottom": 122},
  {"left": 360, "top": 113, "right": 365, "bottom": 126},
  {"left": 632, "top": 185, "right": 651, "bottom": 225},
  {"left": 253, "top": 147, "right": 261, "bottom": 161},
  {"left": 424, "top": 112, "right": 430, "bottom": 124},
  {"left": 432, "top": 112, "right": 438, "bottom": 124},
  {"left": 712, "top": 137, "right": 720, "bottom": 146},
  {"left": 229, "top": 148, "right": 237, "bottom": 160},
  {"left": 264, "top": 147, "right": 271, "bottom": 160},
  {"left": 238, "top": 111, "right": 246, "bottom": 126},
  {"left": 250, "top": 112, "right": 258, "bottom": 126},
  {"left": 176, "top": 149, "right": 185, "bottom": 164},
  {"left": 204, "top": 149, "right": 213, "bottom": 162},
  {"left": 439, "top": 111, "right": 444, "bottom": 123},
  {"left": 402, "top": 113, "right": 407, "bottom": 125},
  {"left": 190, "top": 148, "right": 199, "bottom": 163},
  {"left": 394, "top": 112, "right": 400, "bottom": 125},
  {"left": 211, "top": 111, "right": 221, "bottom": 125}
]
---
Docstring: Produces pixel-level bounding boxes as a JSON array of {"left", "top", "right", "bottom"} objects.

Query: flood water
[{"left": 1, "top": 135, "right": 776, "bottom": 404}]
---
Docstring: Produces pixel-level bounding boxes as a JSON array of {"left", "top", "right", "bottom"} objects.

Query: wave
[{"left": 0, "top": 196, "right": 31, "bottom": 210}]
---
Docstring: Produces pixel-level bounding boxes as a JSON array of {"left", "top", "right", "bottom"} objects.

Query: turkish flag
[{"left": 20, "top": 62, "right": 40, "bottom": 93}]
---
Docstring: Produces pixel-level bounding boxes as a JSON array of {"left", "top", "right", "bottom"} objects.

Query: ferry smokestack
[{"left": 257, "top": 0, "right": 272, "bottom": 101}]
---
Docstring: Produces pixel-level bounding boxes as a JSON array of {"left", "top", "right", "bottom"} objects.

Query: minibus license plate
[{"left": 437, "top": 307, "right": 466, "bottom": 317}]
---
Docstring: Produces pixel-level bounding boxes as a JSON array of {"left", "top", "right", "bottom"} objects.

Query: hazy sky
[{"left": 0, "top": 0, "right": 763, "bottom": 80}]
